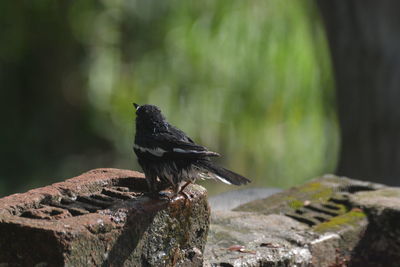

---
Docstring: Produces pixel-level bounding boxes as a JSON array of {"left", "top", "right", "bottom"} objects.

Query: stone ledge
[
  {"left": 0, "top": 168, "right": 210, "bottom": 266},
  {"left": 205, "top": 175, "right": 399, "bottom": 267}
]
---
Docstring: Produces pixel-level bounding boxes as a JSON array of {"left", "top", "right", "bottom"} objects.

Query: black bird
[{"left": 133, "top": 103, "right": 250, "bottom": 197}]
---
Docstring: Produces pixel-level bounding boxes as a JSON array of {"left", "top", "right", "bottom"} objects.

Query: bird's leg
[
  {"left": 180, "top": 181, "right": 191, "bottom": 193},
  {"left": 178, "top": 181, "right": 192, "bottom": 200}
]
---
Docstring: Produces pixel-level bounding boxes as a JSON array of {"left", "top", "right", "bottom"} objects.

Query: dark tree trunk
[
  {"left": 316, "top": 1, "right": 400, "bottom": 185},
  {"left": 0, "top": 2, "right": 112, "bottom": 195}
]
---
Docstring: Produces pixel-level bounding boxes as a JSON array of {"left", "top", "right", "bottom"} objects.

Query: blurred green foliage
[{"left": 0, "top": 0, "right": 337, "bottom": 196}]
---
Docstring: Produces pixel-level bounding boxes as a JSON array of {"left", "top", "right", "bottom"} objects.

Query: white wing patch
[
  {"left": 198, "top": 171, "right": 233, "bottom": 185},
  {"left": 173, "top": 148, "right": 201, "bottom": 154},
  {"left": 172, "top": 148, "right": 219, "bottom": 156},
  {"left": 213, "top": 174, "right": 233, "bottom": 185},
  {"left": 134, "top": 144, "right": 166, "bottom": 157}
]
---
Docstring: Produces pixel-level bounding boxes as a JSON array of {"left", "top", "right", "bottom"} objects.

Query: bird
[{"left": 133, "top": 103, "right": 251, "bottom": 197}]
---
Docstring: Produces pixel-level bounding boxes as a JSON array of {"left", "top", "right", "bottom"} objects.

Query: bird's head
[{"left": 133, "top": 103, "right": 168, "bottom": 133}]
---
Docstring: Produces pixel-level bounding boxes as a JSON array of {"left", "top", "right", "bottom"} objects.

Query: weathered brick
[
  {"left": 0, "top": 168, "right": 210, "bottom": 266},
  {"left": 204, "top": 175, "right": 394, "bottom": 266}
]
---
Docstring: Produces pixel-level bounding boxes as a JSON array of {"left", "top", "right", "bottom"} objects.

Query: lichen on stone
[{"left": 313, "top": 209, "right": 366, "bottom": 233}]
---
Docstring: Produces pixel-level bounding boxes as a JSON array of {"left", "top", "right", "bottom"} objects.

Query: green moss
[
  {"left": 313, "top": 210, "right": 366, "bottom": 233},
  {"left": 289, "top": 199, "right": 304, "bottom": 209},
  {"left": 312, "top": 188, "right": 334, "bottom": 200},
  {"left": 299, "top": 182, "right": 324, "bottom": 192},
  {"left": 334, "top": 204, "right": 348, "bottom": 214},
  {"left": 293, "top": 182, "right": 335, "bottom": 204}
]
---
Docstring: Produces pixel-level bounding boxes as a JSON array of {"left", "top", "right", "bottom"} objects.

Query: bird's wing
[
  {"left": 134, "top": 132, "right": 220, "bottom": 159},
  {"left": 167, "top": 124, "right": 196, "bottom": 144}
]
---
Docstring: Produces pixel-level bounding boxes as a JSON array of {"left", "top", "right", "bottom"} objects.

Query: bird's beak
[{"left": 133, "top": 103, "right": 140, "bottom": 111}]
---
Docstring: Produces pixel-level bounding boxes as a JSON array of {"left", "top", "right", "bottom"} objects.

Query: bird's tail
[{"left": 196, "top": 160, "right": 251, "bottom": 185}]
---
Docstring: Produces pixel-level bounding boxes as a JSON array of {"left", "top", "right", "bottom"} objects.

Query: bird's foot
[
  {"left": 180, "top": 190, "right": 191, "bottom": 200},
  {"left": 178, "top": 181, "right": 192, "bottom": 200},
  {"left": 157, "top": 191, "right": 175, "bottom": 200},
  {"left": 158, "top": 190, "right": 190, "bottom": 202}
]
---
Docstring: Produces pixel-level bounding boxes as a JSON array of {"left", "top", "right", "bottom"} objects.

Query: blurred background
[{"left": 2, "top": 1, "right": 397, "bottom": 197}]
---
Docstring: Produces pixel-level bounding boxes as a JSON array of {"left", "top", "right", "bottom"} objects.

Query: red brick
[{"left": 0, "top": 168, "right": 210, "bottom": 266}]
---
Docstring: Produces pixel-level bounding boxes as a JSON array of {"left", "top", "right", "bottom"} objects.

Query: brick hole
[
  {"left": 60, "top": 198, "right": 74, "bottom": 205},
  {"left": 20, "top": 206, "right": 71, "bottom": 220},
  {"left": 304, "top": 205, "right": 340, "bottom": 216},
  {"left": 76, "top": 196, "right": 115, "bottom": 209},
  {"left": 285, "top": 213, "right": 318, "bottom": 227},
  {"left": 46, "top": 200, "right": 90, "bottom": 216},
  {"left": 295, "top": 209, "right": 305, "bottom": 215},
  {"left": 114, "top": 186, "right": 130, "bottom": 192},
  {"left": 313, "top": 216, "right": 329, "bottom": 222},
  {"left": 338, "top": 184, "right": 376, "bottom": 193},
  {"left": 90, "top": 194, "right": 115, "bottom": 202},
  {"left": 101, "top": 188, "right": 135, "bottom": 200},
  {"left": 50, "top": 209, "right": 63, "bottom": 216},
  {"left": 16, "top": 177, "right": 146, "bottom": 221},
  {"left": 66, "top": 207, "right": 90, "bottom": 216},
  {"left": 329, "top": 194, "right": 350, "bottom": 204},
  {"left": 115, "top": 177, "right": 148, "bottom": 192},
  {"left": 72, "top": 200, "right": 102, "bottom": 212},
  {"left": 322, "top": 203, "right": 341, "bottom": 210}
]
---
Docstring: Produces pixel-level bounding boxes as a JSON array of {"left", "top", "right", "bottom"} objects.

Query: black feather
[
  {"left": 133, "top": 104, "right": 251, "bottom": 195},
  {"left": 195, "top": 160, "right": 251, "bottom": 185}
]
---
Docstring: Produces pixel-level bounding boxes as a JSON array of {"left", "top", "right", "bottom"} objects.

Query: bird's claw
[{"left": 157, "top": 191, "right": 175, "bottom": 200}]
